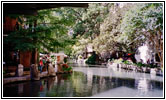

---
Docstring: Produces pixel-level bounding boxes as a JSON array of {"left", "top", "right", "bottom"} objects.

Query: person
[
  {"left": 42, "top": 57, "right": 46, "bottom": 71},
  {"left": 39, "top": 58, "right": 43, "bottom": 73},
  {"left": 46, "top": 58, "right": 50, "bottom": 72},
  {"left": 147, "top": 59, "right": 150, "bottom": 64}
]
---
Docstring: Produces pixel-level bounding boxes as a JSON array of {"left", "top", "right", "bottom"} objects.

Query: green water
[{"left": 3, "top": 68, "right": 163, "bottom": 97}]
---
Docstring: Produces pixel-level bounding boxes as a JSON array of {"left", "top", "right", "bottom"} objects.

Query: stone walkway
[{"left": 3, "top": 71, "right": 48, "bottom": 84}]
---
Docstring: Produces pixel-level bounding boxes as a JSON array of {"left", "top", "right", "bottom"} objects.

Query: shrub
[
  {"left": 123, "top": 60, "right": 131, "bottom": 65},
  {"left": 62, "top": 66, "right": 72, "bottom": 71},
  {"left": 113, "top": 58, "right": 123, "bottom": 64},
  {"left": 85, "top": 53, "right": 98, "bottom": 64}
]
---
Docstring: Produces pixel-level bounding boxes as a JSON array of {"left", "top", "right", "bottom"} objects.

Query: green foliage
[
  {"left": 85, "top": 52, "right": 98, "bottom": 64},
  {"left": 72, "top": 37, "right": 91, "bottom": 56},
  {"left": 6, "top": 3, "right": 162, "bottom": 60},
  {"left": 85, "top": 56, "right": 95, "bottom": 65},
  {"left": 91, "top": 4, "right": 136, "bottom": 53},
  {"left": 4, "top": 7, "right": 81, "bottom": 53},
  {"left": 119, "top": 3, "right": 163, "bottom": 67},
  {"left": 72, "top": 3, "right": 114, "bottom": 56},
  {"left": 64, "top": 57, "right": 67, "bottom": 63},
  {"left": 134, "top": 62, "right": 159, "bottom": 68},
  {"left": 148, "top": 63, "right": 159, "bottom": 68},
  {"left": 119, "top": 3, "right": 163, "bottom": 50},
  {"left": 113, "top": 58, "right": 123, "bottom": 64},
  {"left": 135, "top": 62, "right": 145, "bottom": 67},
  {"left": 5, "top": 25, "right": 59, "bottom": 51},
  {"left": 123, "top": 60, "right": 131, "bottom": 65},
  {"left": 72, "top": 3, "right": 111, "bottom": 39},
  {"left": 62, "top": 66, "right": 72, "bottom": 71}
]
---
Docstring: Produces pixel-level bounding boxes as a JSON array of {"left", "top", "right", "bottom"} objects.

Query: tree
[
  {"left": 119, "top": 3, "right": 163, "bottom": 67},
  {"left": 72, "top": 3, "right": 136, "bottom": 59},
  {"left": 5, "top": 7, "right": 81, "bottom": 54},
  {"left": 72, "top": 3, "right": 113, "bottom": 57},
  {"left": 72, "top": 3, "right": 111, "bottom": 39},
  {"left": 72, "top": 37, "right": 91, "bottom": 57},
  {"left": 93, "top": 3, "right": 134, "bottom": 53}
]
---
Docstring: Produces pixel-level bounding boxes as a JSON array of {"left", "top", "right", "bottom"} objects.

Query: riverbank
[
  {"left": 3, "top": 70, "right": 73, "bottom": 85},
  {"left": 3, "top": 71, "right": 48, "bottom": 85}
]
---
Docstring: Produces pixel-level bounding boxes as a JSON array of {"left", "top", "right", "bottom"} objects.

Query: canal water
[{"left": 3, "top": 64, "right": 163, "bottom": 97}]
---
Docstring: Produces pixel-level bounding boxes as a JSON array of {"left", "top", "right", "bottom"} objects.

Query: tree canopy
[
  {"left": 5, "top": 7, "right": 83, "bottom": 54},
  {"left": 71, "top": 3, "right": 163, "bottom": 67},
  {"left": 119, "top": 3, "right": 163, "bottom": 67},
  {"left": 4, "top": 3, "right": 163, "bottom": 67}
]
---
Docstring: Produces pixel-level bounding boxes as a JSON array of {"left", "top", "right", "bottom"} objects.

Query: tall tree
[
  {"left": 93, "top": 3, "right": 134, "bottom": 53},
  {"left": 119, "top": 3, "right": 163, "bottom": 67},
  {"left": 72, "top": 3, "right": 111, "bottom": 39},
  {"left": 5, "top": 7, "right": 80, "bottom": 54}
]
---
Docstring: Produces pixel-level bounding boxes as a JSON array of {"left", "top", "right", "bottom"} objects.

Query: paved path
[{"left": 3, "top": 72, "right": 48, "bottom": 84}]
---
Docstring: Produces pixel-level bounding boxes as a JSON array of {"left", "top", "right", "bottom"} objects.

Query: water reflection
[{"left": 3, "top": 68, "right": 163, "bottom": 97}]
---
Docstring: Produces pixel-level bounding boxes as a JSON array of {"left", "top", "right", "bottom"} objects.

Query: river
[{"left": 3, "top": 63, "right": 163, "bottom": 97}]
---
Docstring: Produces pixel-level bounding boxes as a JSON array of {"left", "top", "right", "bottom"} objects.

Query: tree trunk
[
  {"left": 31, "top": 48, "right": 38, "bottom": 65},
  {"left": 158, "top": 28, "right": 163, "bottom": 68},
  {"left": 147, "top": 30, "right": 163, "bottom": 68},
  {"left": 31, "top": 20, "right": 38, "bottom": 65}
]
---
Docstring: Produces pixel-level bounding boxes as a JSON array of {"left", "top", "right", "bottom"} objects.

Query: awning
[{"left": 3, "top": 3, "right": 89, "bottom": 15}]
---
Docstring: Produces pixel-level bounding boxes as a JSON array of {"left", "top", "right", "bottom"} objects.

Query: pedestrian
[
  {"left": 46, "top": 59, "right": 50, "bottom": 71},
  {"left": 39, "top": 58, "right": 43, "bottom": 73},
  {"left": 42, "top": 57, "right": 46, "bottom": 71},
  {"left": 147, "top": 59, "right": 150, "bottom": 64}
]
